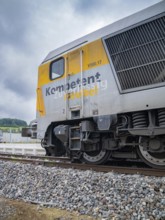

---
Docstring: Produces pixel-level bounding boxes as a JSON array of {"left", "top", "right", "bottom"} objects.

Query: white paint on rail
[{"left": 0, "top": 143, "right": 45, "bottom": 156}]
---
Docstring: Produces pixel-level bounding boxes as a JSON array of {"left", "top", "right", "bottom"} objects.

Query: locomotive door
[{"left": 66, "top": 49, "right": 84, "bottom": 119}]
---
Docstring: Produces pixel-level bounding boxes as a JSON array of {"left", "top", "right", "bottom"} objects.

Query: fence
[
  {"left": 0, "top": 143, "right": 45, "bottom": 155},
  {"left": 0, "top": 129, "right": 40, "bottom": 143}
]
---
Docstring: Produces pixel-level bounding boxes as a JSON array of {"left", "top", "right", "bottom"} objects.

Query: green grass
[{"left": 0, "top": 126, "right": 24, "bottom": 133}]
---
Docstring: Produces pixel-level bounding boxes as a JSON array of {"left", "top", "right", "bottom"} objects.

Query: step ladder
[{"left": 69, "top": 125, "right": 81, "bottom": 151}]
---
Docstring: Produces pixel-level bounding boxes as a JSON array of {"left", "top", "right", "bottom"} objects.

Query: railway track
[
  {"left": 0, "top": 153, "right": 70, "bottom": 162},
  {"left": 0, "top": 153, "right": 164, "bottom": 177}
]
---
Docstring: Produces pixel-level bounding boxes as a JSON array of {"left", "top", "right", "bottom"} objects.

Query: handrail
[{"left": 80, "top": 49, "right": 84, "bottom": 117}]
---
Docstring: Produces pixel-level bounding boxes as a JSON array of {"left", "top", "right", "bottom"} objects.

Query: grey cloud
[
  {"left": 74, "top": 0, "right": 104, "bottom": 13},
  {"left": 0, "top": 96, "right": 36, "bottom": 123},
  {"left": 0, "top": 0, "right": 35, "bottom": 49},
  {"left": 3, "top": 78, "right": 36, "bottom": 100},
  {"left": 73, "top": 0, "right": 160, "bottom": 21}
]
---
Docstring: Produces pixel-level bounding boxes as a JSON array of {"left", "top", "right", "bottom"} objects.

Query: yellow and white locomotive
[{"left": 24, "top": 2, "right": 165, "bottom": 169}]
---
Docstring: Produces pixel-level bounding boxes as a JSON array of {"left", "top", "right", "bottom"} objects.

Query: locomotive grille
[{"left": 104, "top": 15, "right": 165, "bottom": 92}]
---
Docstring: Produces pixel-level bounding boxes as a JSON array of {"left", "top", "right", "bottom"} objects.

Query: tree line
[{"left": 0, "top": 118, "right": 27, "bottom": 127}]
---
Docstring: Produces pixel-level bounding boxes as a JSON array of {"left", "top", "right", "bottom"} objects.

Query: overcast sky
[{"left": 0, "top": 0, "right": 161, "bottom": 123}]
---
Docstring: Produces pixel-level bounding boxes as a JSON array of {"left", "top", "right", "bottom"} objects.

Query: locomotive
[{"left": 23, "top": 2, "right": 165, "bottom": 169}]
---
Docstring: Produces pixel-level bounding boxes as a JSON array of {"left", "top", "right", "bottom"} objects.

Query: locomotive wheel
[
  {"left": 137, "top": 145, "right": 165, "bottom": 169},
  {"left": 45, "top": 148, "right": 51, "bottom": 156},
  {"left": 82, "top": 150, "right": 111, "bottom": 165}
]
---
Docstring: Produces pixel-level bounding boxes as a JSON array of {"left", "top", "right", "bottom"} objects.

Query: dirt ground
[{"left": 0, "top": 197, "right": 100, "bottom": 220}]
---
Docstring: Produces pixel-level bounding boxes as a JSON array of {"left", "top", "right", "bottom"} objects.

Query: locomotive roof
[{"left": 43, "top": 1, "right": 165, "bottom": 64}]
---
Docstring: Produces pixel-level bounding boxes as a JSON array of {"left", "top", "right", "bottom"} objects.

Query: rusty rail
[
  {"left": 0, "top": 153, "right": 164, "bottom": 177},
  {"left": 0, "top": 153, "right": 70, "bottom": 162}
]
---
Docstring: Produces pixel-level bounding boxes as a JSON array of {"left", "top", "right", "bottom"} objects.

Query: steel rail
[
  {"left": 0, "top": 153, "right": 164, "bottom": 177},
  {"left": 0, "top": 153, "right": 70, "bottom": 161}
]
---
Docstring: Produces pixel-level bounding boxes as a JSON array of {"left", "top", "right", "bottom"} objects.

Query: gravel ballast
[{"left": 0, "top": 160, "right": 165, "bottom": 220}]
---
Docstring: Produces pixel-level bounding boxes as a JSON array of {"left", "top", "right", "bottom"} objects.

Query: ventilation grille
[{"left": 105, "top": 15, "right": 165, "bottom": 92}]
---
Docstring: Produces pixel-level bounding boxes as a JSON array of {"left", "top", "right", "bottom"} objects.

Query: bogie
[{"left": 41, "top": 108, "right": 165, "bottom": 168}]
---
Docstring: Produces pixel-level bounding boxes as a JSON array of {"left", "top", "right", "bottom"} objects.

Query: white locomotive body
[{"left": 23, "top": 2, "right": 165, "bottom": 169}]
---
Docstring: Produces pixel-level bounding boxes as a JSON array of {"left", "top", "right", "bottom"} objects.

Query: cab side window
[{"left": 50, "top": 58, "right": 64, "bottom": 80}]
